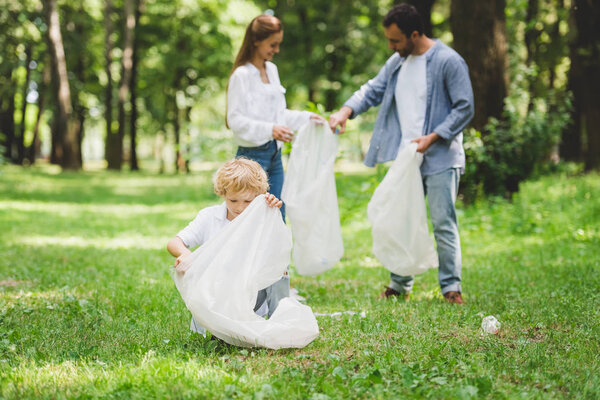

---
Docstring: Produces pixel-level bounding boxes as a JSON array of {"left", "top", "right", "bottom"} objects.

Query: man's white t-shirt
[{"left": 395, "top": 53, "right": 427, "bottom": 148}]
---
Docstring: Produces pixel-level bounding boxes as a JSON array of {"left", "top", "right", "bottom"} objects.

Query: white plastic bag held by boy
[
  {"left": 281, "top": 121, "right": 344, "bottom": 276},
  {"left": 171, "top": 195, "right": 319, "bottom": 349},
  {"left": 367, "top": 143, "right": 438, "bottom": 276}
]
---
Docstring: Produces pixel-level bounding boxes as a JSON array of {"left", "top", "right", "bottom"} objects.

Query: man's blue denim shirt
[{"left": 344, "top": 39, "right": 474, "bottom": 176}]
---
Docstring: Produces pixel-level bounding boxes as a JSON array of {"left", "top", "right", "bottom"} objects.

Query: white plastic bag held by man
[
  {"left": 282, "top": 122, "right": 344, "bottom": 276},
  {"left": 171, "top": 195, "right": 319, "bottom": 349},
  {"left": 367, "top": 143, "right": 438, "bottom": 276}
]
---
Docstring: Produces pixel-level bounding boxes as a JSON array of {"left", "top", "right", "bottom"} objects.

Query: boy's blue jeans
[
  {"left": 236, "top": 140, "right": 289, "bottom": 316},
  {"left": 388, "top": 167, "right": 462, "bottom": 295}
]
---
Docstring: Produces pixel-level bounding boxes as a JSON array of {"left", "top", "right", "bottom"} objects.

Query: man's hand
[
  {"left": 265, "top": 193, "right": 283, "bottom": 209},
  {"left": 328, "top": 106, "right": 353, "bottom": 134},
  {"left": 411, "top": 132, "right": 440, "bottom": 153}
]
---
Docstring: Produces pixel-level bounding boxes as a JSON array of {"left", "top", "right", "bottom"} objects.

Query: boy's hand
[
  {"left": 174, "top": 250, "right": 191, "bottom": 267},
  {"left": 265, "top": 193, "right": 283, "bottom": 209}
]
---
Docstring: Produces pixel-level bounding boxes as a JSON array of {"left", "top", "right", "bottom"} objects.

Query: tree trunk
[
  {"left": 43, "top": 0, "right": 81, "bottom": 170},
  {"left": 524, "top": 0, "right": 539, "bottom": 111},
  {"left": 17, "top": 46, "right": 33, "bottom": 164},
  {"left": 74, "top": 10, "right": 86, "bottom": 167},
  {"left": 112, "top": 0, "right": 136, "bottom": 170},
  {"left": 104, "top": 0, "right": 116, "bottom": 169},
  {"left": 28, "top": 65, "right": 47, "bottom": 164},
  {"left": 184, "top": 106, "right": 191, "bottom": 173},
  {"left": 451, "top": 0, "right": 508, "bottom": 132},
  {"left": 173, "top": 94, "right": 183, "bottom": 173},
  {"left": 129, "top": 0, "right": 141, "bottom": 171},
  {"left": 572, "top": 0, "right": 600, "bottom": 170},
  {"left": 0, "top": 68, "right": 16, "bottom": 162}
]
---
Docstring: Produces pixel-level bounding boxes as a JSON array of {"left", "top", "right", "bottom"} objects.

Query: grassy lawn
[{"left": 0, "top": 164, "right": 599, "bottom": 399}]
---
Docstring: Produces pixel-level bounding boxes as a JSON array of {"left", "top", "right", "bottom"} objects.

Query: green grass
[{"left": 0, "top": 164, "right": 599, "bottom": 399}]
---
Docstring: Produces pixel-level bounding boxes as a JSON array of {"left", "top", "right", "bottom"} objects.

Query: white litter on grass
[
  {"left": 314, "top": 311, "right": 366, "bottom": 319},
  {"left": 481, "top": 315, "right": 501, "bottom": 334}
]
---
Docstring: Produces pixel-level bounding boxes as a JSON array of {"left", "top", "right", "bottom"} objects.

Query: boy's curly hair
[{"left": 213, "top": 158, "right": 269, "bottom": 197}]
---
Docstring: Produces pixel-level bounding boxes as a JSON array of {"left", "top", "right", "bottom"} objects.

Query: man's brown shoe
[
  {"left": 443, "top": 291, "right": 464, "bottom": 304},
  {"left": 379, "top": 286, "right": 410, "bottom": 300}
]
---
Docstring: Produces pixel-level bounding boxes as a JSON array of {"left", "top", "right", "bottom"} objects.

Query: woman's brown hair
[{"left": 226, "top": 15, "right": 283, "bottom": 128}]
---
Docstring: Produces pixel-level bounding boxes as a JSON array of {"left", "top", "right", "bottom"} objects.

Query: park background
[{"left": 1, "top": 0, "right": 599, "bottom": 398}]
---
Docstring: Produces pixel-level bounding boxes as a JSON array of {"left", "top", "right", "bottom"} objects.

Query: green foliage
[
  {"left": 1, "top": 166, "right": 599, "bottom": 398},
  {"left": 255, "top": 0, "right": 391, "bottom": 111},
  {"left": 462, "top": 89, "right": 572, "bottom": 201},
  {"left": 460, "top": 0, "right": 575, "bottom": 201}
]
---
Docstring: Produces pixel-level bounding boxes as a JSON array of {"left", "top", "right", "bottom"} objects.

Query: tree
[
  {"left": 0, "top": 0, "right": 39, "bottom": 164},
  {"left": 43, "top": 0, "right": 81, "bottom": 169},
  {"left": 109, "top": 0, "right": 136, "bottom": 170},
  {"left": 129, "top": 0, "right": 142, "bottom": 171},
  {"left": 264, "top": 0, "right": 388, "bottom": 111},
  {"left": 561, "top": 0, "right": 600, "bottom": 170},
  {"left": 104, "top": 0, "right": 115, "bottom": 170},
  {"left": 451, "top": 0, "right": 508, "bottom": 132},
  {"left": 138, "top": 0, "right": 232, "bottom": 172}
]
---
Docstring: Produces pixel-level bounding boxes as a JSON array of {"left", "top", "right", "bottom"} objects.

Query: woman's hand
[
  {"left": 265, "top": 193, "right": 283, "bottom": 208},
  {"left": 310, "top": 113, "right": 327, "bottom": 125},
  {"left": 272, "top": 125, "right": 294, "bottom": 142}
]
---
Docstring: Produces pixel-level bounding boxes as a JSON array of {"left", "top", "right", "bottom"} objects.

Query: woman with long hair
[{"left": 226, "top": 14, "right": 324, "bottom": 318}]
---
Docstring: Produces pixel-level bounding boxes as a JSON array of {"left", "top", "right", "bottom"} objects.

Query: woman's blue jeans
[{"left": 236, "top": 140, "right": 286, "bottom": 220}]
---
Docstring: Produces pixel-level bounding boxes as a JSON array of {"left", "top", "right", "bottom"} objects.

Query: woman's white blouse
[{"left": 227, "top": 61, "right": 311, "bottom": 147}]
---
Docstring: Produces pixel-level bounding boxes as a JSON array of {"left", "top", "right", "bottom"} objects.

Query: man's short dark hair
[{"left": 383, "top": 4, "right": 424, "bottom": 36}]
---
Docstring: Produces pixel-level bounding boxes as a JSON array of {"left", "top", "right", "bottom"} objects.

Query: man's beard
[{"left": 398, "top": 40, "right": 415, "bottom": 57}]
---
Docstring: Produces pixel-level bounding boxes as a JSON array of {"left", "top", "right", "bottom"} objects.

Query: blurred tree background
[{"left": 1, "top": 0, "right": 598, "bottom": 199}]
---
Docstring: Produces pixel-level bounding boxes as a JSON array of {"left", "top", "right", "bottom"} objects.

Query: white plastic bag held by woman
[
  {"left": 171, "top": 195, "right": 319, "bottom": 349},
  {"left": 281, "top": 122, "right": 344, "bottom": 276},
  {"left": 367, "top": 143, "right": 438, "bottom": 276}
]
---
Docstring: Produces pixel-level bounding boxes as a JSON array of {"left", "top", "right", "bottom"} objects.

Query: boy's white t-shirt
[
  {"left": 395, "top": 52, "right": 427, "bottom": 148},
  {"left": 176, "top": 203, "right": 230, "bottom": 248}
]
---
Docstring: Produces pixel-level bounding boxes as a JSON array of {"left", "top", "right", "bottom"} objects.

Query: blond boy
[{"left": 167, "top": 158, "right": 288, "bottom": 335}]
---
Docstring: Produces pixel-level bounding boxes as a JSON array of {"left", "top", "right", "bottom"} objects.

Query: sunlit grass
[{"left": 1, "top": 165, "right": 599, "bottom": 399}]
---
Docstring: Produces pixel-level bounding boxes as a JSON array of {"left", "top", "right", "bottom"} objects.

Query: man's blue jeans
[
  {"left": 388, "top": 167, "right": 462, "bottom": 295},
  {"left": 236, "top": 140, "right": 289, "bottom": 317}
]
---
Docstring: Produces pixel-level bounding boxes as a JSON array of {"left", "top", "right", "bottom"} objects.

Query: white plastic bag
[
  {"left": 281, "top": 121, "right": 344, "bottom": 275},
  {"left": 171, "top": 195, "right": 319, "bottom": 349},
  {"left": 281, "top": 121, "right": 344, "bottom": 276},
  {"left": 367, "top": 143, "right": 438, "bottom": 276}
]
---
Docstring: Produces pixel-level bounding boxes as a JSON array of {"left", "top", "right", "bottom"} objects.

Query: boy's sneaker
[
  {"left": 379, "top": 286, "right": 410, "bottom": 300},
  {"left": 443, "top": 291, "right": 464, "bottom": 304}
]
